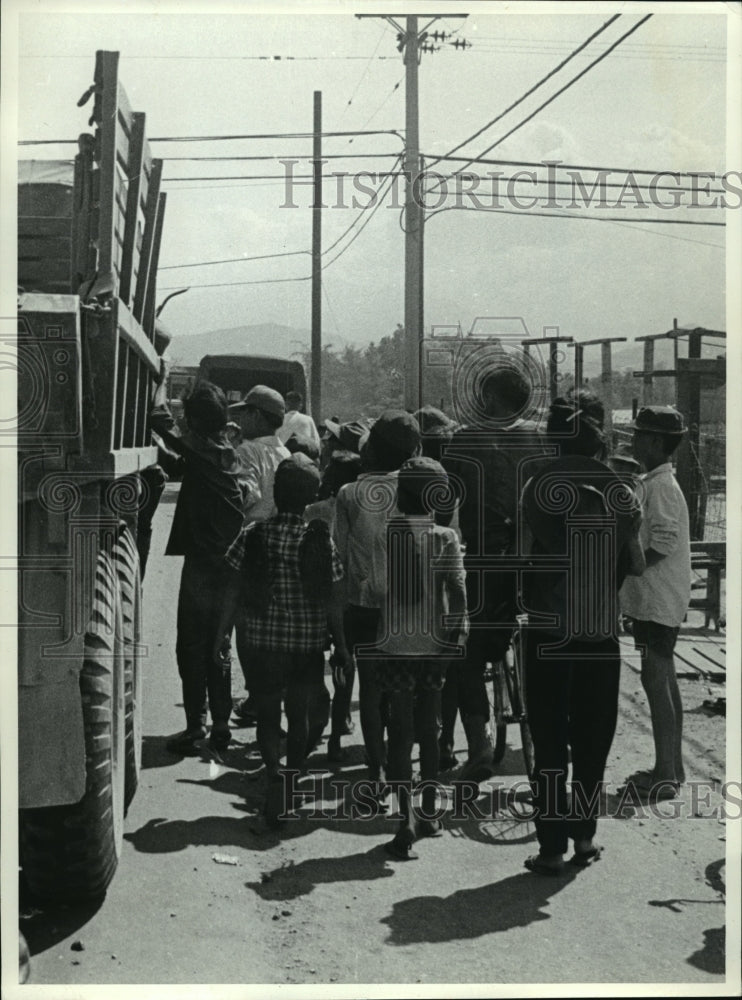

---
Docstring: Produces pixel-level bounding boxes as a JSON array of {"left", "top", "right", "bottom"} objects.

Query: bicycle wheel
[
  {"left": 508, "top": 633, "right": 536, "bottom": 781},
  {"left": 490, "top": 660, "right": 509, "bottom": 765}
]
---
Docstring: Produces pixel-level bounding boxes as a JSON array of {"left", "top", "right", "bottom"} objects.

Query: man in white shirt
[
  {"left": 277, "top": 390, "right": 320, "bottom": 453},
  {"left": 620, "top": 406, "right": 692, "bottom": 798}
]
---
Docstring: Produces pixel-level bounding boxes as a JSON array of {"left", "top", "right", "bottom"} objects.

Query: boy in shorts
[{"left": 620, "top": 406, "right": 692, "bottom": 798}]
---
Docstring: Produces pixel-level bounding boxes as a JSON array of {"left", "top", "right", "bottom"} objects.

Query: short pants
[{"left": 629, "top": 618, "right": 680, "bottom": 658}]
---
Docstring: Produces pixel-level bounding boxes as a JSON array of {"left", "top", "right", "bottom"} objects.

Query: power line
[
  {"left": 344, "top": 74, "right": 404, "bottom": 144},
  {"left": 471, "top": 15, "right": 655, "bottom": 162},
  {"left": 158, "top": 167, "right": 400, "bottom": 290},
  {"left": 161, "top": 171, "right": 401, "bottom": 182},
  {"left": 424, "top": 202, "right": 725, "bottom": 226},
  {"left": 161, "top": 152, "right": 398, "bottom": 162},
  {"left": 323, "top": 159, "right": 403, "bottom": 255},
  {"left": 18, "top": 129, "right": 404, "bottom": 146},
  {"left": 158, "top": 274, "right": 311, "bottom": 292},
  {"left": 159, "top": 250, "right": 309, "bottom": 271},
  {"left": 20, "top": 53, "right": 400, "bottom": 61},
  {"left": 339, "top": 25, "right": 388, "bottom": 121},
  {"left": 426, "top": 13, "right": 621, "bottom": 170},
  {"left": 430, "top": 14, "right": 654, "bottom": 195},
  {"left": 322, "top": 170, "right": 400, "bottom": 268},
  {"left": 429, "top": 153, "right": 727, "bottom": 180}
]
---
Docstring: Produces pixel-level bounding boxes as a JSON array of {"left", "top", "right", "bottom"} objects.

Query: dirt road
[{"left": 20, "top": 482, "right": 733, "bottom": 990}]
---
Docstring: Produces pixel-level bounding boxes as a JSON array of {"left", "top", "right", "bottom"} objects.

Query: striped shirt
[{"left": 225, "top": 512, "right": 344, "bottom": 652}]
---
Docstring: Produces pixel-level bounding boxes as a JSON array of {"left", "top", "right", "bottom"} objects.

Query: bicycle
[{"left": 485, "top": 617, "right": 535, "bottom": 781}]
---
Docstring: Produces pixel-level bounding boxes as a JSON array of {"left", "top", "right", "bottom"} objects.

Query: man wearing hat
[
  {"left": 320, "top": 419, "right": 367, "bottom": 471},
  {"left": 229, "top": 385, "right": 291, "bottom": 721},
  {"left": 620, "top": 405, "right": 692, "bottom": 798}
]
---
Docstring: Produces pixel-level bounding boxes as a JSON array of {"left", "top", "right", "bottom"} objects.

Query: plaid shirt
[{"left": 225, "top": 512, "right": 344, "bottom": 652}]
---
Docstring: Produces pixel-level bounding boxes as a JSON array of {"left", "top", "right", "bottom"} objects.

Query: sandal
[
  {"left": 570, "top": 845, "right": 603, "bottom": 868},
  {"left": 417, "top": 818, "right": 444, "bottom": 838},
  {"left": 631, "top": 776, "right": 680, "bottom": 801},
  {"left": 524, "top": 854, "right": 566, "bottom": 876},
  {"left": 384, "top": 830, "right": 418, "bottom": 861}
]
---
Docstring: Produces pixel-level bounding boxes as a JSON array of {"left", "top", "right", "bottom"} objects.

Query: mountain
[{"left": 166, "top": 323, "right": 311, "bottom": 367}]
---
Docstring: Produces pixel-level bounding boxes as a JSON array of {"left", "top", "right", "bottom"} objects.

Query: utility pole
[
  {"left": 356, "top": 12, "right": 468, "bottom": 411},
  {"left": 404, "top": 15, "right": 422, "bottom": 412},
  {"left": 311, "top": 90, "right": 322, "bottom": 421}
]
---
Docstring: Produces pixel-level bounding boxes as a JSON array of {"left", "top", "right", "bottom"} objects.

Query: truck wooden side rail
[{"left": 16, "top": 51, "right": 168, "bottom": 901}]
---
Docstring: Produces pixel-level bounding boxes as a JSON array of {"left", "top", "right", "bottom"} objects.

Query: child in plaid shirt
[{"left": 216, "top": 454, "right": 351, "bottom": 827}]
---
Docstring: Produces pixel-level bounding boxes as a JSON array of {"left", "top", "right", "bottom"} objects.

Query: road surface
[{"left": 20, "top": 482, "right": 732, "bottom": 991}]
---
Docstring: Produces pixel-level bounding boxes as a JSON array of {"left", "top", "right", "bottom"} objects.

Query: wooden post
[{"left": 311, "top": 90, "right": 322, "bottom": 422}]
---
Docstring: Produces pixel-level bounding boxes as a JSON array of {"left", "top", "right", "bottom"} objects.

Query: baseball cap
[
  {"left": 629, "top": 405, "right": 687, "bottom": 435},
  {"left": 230, "top": 385, "right": 285, "bottom": 418},
  {"left": 368, "top": 409, "right": 421, "bottom": 457}
]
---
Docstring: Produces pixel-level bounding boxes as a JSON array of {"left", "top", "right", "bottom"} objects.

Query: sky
[{"left": 4, "top": 1, "right": 738, "bottom": 368}]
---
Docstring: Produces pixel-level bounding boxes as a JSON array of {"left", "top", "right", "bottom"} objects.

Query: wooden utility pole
[
  {"left": 403, "top": 15, "right": 422, "bottom": 411},
  {"left": 311, "top": 90, "right": 322, "bottom": 421},
  {"left": 356, "top": 12, "right": 467, "bottom": 411}
]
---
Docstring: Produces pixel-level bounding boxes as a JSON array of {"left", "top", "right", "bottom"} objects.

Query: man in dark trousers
[
  {"left": 441, "top": 366, "right": 545, "bottom": 780},
  {"left": 151, "top": 372, "right": 245, "bottom": 753}
]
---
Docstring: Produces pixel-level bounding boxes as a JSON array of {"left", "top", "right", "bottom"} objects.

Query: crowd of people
[{"left": 150, "top": 363, "right": 692, "bottom": 872}]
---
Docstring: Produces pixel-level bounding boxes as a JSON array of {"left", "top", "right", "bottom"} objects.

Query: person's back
[
  {"left": 232, "top": 386, "right": 291, "bottom": 524},
  {"left": 277, "top": 390, "right": 320, "bottom": 451}
]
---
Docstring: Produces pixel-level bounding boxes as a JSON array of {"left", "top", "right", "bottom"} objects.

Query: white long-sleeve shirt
[{"left": 277, "top": 410, "right": 321, "bottom": 451}]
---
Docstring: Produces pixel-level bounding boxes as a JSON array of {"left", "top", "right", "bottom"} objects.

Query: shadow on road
[
  {"left": 245, "top": 846, "right": 394, "bottom": 900},
  {"left": 380, "top": 868, "right": 578, "bottom": 944},
  {"left": 141, "top": 735, "right": 188, "bottom": 771},
  {"left": 20, "top": 882, "right": 103, "bottom": 958}
]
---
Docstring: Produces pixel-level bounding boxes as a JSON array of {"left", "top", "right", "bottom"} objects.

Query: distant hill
[{"left": 166, "top": 323, "right": 311, "bottom": 366}]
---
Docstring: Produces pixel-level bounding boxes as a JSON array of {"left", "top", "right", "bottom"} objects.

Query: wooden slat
[
  {"left": 115, "top": 298, "right": 160, "bottom": 372},
  {"left": 143, "top": 190, "right": 167, "bottom": 339},
  {"left": 132, "top": 159, "right": 162, "bottom": 323},
  {"left": 18, "top": 260, "right": 72, "bottom": 284},
  {"left": 18, "top": 236, "right": 72, "bottom": 259},
  {"left": 113, "top": 341, "right": 128, "bottom": 451},
  {"left": 123, "top": 346, "right": 139, "bottom": 448},
  {"left": 94, "top": 50, "right": 120, "bottom": 289},
  {"left": 118, "top": 111, "right": 146, "bottom": 306},
  {"left": 18, "top": 218, "right": 71, "bottom": 238}
]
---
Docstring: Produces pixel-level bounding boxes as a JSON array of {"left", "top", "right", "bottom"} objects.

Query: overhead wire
[
  {"left": 425, "top": 12, "right": 621, "bottom": 171},
  {"left": 18, "top": 129, "right": 404, "bottom": 146},
  {"left": 427, "top": 14, "right": 654, "bottom": 197}
]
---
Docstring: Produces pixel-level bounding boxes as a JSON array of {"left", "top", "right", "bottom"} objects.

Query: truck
[
  {"left": 197, "top": 353, "right": 307, "bottom": 409},
  {"left": 16, "top": 51, "right": 169, "bottom": 901}
]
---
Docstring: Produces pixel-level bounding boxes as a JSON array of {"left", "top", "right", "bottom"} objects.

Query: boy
[
  {"left": 333, "top": 411, "right": 422, "bottom": 788},
  {"left": 373, "top": 457, "right": 467, "bottom": 859},
  {"left": 150, "top": 377, "right": 245, "bottom": 754},
  {"left": 620, "top": 405, "right": 692, "bottom": 798},
  {"left": 216, "top": 454, "right": 351, "bottom": 827}
]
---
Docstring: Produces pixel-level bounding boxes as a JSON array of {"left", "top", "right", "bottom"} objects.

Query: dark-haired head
[
  {"left": 481, "top": 367, "right": 531, "bottom": 420},
  {"left": 285, "top": 390, "right": 303, "bottom": 411},
  {"left": 274, "top": 454, "right": 321, "bottom": 514},
  {"left": 285, "top": 433, "right": 320, "bottom": 462},
  {"left": 184, "top": 380, "right": 228, "bottom": 435},
  {"left": 547, "top": 395, "right": 606, "bottom": 458},
  {"left": 318, "top": 449, "right": 362, "bottom": 499}
]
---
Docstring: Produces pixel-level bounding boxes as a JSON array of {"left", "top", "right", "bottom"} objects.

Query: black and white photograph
[{"left": 2, "top": 0, "right": 740, "bottom": 995}]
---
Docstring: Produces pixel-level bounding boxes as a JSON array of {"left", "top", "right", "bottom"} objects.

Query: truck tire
[
  {"left": 113, "top": 525, "right": 143, "bottom": 812},
  {"left": 20, "top": 549, "right": 126, "bottom": 902}
]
